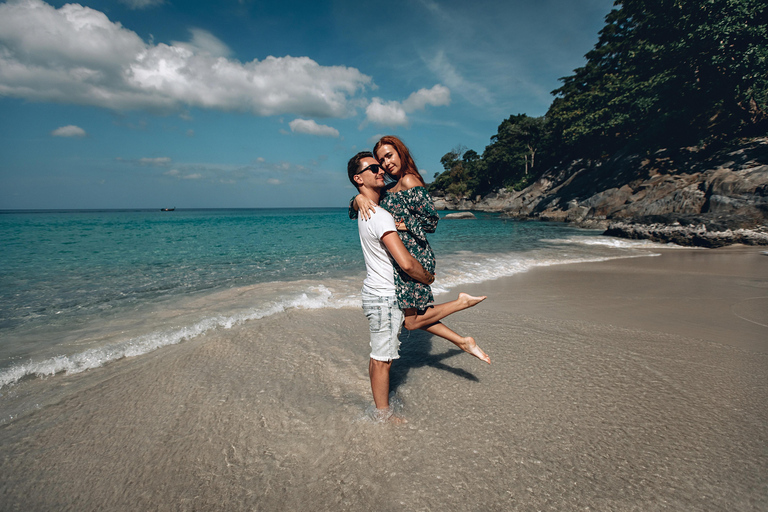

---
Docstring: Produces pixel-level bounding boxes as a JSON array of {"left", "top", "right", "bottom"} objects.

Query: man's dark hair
[{"left": 347, "top": 151, "right": 374, "bottom": 187}]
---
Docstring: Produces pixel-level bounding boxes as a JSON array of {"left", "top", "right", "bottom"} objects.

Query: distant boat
[{"left": 160, "top": 207, "right": 175, "bottom": 211}]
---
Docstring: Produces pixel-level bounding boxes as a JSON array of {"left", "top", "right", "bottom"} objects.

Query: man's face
[{"left": 356, "top": 157, "right": 386, "bottom": 190}]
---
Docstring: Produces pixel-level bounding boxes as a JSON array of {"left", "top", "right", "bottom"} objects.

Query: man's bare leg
[
  {"left": 422, "top": 321, "right": 491, "bottom": 364},
  {"left": 402, "top": 293, "right": 486, "bottom": 331},
  {"left": 369, "top": 358, "right": 392, "bottom": 409},
  {"left": 368, "top": 358, "right": 407, "bottom": 423}
]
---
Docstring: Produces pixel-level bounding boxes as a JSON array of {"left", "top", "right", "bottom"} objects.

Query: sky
[{"left": 0, "top": 0, "right": 616, "bottom": 209}]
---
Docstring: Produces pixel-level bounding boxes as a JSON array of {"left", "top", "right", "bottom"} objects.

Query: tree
[
  {"left": 548, "top": 0, "right": 768, "bottom": 155},
  {"left": 481, "top": 114, "right": 547, "bottom": 192},
  {"left": 440, "top": 146, "right": 464, "bottom": 173},
  {"left": 431, "top": 146, "right": 470, "bottom": 198},
  {"left": 506, "top": 116, "right": 546, "bottom": 175},
  {"left": 431, "top": 0, "right": 767, "bottom": 202},
  {"left": 429, "top": 117, "right": 550, "bottom": 197}
]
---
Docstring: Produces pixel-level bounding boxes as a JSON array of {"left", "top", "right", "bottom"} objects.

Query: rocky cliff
[{"left": 433, "top": 138, "right": 768, "bottom": 247}]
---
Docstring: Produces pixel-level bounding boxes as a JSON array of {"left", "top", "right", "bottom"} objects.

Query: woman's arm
[{"left": 348, "top": 194, "right": 378, "bottom": 220}]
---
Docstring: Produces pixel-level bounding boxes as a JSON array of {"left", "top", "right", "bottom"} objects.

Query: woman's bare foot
[
  {"left": 457, "top": 336, "right": 491, "bottom": 364},
  {"left": 458, "top": 292, "right": 487, "bottom": 308}
]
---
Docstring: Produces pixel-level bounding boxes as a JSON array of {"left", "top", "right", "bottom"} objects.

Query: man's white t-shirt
[{"left": 358, "top": 207, "right": 397, "bottom": 296}]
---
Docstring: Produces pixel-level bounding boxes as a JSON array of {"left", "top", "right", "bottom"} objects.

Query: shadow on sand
[{"left": 389, "top": 328, "right": 479, "bottom": 392}]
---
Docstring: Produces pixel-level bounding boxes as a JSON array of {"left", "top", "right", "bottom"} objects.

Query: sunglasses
[{"left": 356, "top": 163, "right": 384, "bottom": 175}]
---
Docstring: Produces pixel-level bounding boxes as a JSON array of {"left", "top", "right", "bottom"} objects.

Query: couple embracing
[{"left": 348, "top": 136, "right": 490, "bottom": 423}]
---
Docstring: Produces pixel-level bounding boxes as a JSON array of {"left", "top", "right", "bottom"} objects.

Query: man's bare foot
[
  {"left": 388, "top": 414, "right": 408, "bottom": 425},
  {"left": 370, "top": 406, "right": 407, "bottom": 424},
  {"left": 457, "top": 336, "right": 491, "bottom": 364},
  {"left": 458, "top": 292, "right": 487, "bottom": 308}
]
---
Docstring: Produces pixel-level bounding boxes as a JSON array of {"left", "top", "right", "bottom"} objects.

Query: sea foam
[
  {"left": 1, "top": 237, "right": 666, "bottom": 390},
  {"left": 0, "top": 283, "right": 358, "bottom": 390},
  {"left": 431, "top": 237, "right": 663, "bottom": 295}
]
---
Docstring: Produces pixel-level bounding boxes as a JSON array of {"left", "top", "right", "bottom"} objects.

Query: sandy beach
[{"left": 1, "top": 246, "right": 766, "bottom": 511}]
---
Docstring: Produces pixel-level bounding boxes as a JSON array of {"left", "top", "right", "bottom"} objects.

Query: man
[
  {"left": 349, "top": 151, "right": 491, "bottom": 423},
  {"left": 348, "top": 151, "right": 435, "bottom": 422}
]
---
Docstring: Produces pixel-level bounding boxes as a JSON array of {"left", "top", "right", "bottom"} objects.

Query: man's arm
[{"left": 381, "top": 231, "right": 434, "bottom": 286}]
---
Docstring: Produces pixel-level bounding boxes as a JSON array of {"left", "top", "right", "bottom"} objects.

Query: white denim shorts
[{"left": 361, "top": 291, "right": 404, "bottom": 362}]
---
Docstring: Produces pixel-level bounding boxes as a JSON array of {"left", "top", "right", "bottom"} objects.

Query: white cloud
[
  {"left": 427, "top": 51, "right": 492, "bottom": 106},
  {"left": 289, "top": 118, "right": 340, "bottom": 137},
  {"left": 119, "top": 0, "right": 165, "bottom": 10},
  {"left": 51, "top": 124, "right": 86, "bottom": 137},
  {"left": 164, "top": 168, "right": 202, "bottom": 180},
  {"left": 172, "top": 28, "right": 231, "bottom": 58},
  {"left": 0, "top": 0, "right": 372, "bottom": 117},
  {"left": 365, "top": 98, "right": 408, "bottom": 127},
  {"left": 417, "top": 0, "right": 451, "bottom": 22},
  {"left": 364, "top": 84, "right": 451, "bottom": 127},
  {"left": 138, "top": 157, "right": 172, "bottom": 166},
  {"left": 418, "top": 0, "right": 441, "bottom": 13},
  {"left": 402, "top": 84, "right": 450, "bottom": 111},
  {"left": 367, "top": 133, "right": 386, "bottom": 145},
  {"left": 154, "top": 157, "right": 311, "bottom": 185}
]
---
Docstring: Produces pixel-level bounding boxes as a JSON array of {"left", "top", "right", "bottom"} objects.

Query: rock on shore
[
  {"left": 603, "top": 221, "right": 768, "bottom": 248},
  {"left": 432, "top": 138, "right": 768, "bottom": 246},
  {"left": 442, "top": 212, "right": 476, "bottom": 219}
]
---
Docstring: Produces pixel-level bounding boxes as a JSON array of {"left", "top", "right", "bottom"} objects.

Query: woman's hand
[
  {"left": 354, "top": 194, "right": 377, "bottom": 220},
  {"left": 395, "top": 220, "right": 407, "bottom": 231}
]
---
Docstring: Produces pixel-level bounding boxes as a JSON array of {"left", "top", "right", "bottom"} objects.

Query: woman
[{"left": 351, "top": 135, "right": 490, "bottom": 364}]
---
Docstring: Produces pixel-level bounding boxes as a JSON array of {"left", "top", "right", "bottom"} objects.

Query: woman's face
[{"left": 376, "top": 144, "right": 402, "bottom": 178}]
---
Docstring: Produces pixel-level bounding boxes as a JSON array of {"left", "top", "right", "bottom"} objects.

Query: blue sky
[{"left": 0, "top": 0, "right": 615, "bottom": 209}]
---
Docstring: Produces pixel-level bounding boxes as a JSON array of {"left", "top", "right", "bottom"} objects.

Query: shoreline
[
  {"left": 0, "top": 231, "right": 662, "bottom": 393},
  {"left": 448, "top": 244, "right": 767, "bottom": 352},
  {"left": 1, "top": 246, "right": 766, "bottom": 510}
]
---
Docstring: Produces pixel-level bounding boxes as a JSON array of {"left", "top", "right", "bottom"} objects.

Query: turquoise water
[
  {"left": 2, "top": 208, "right": 359, "bottom": 331},
  {"left": 0, "top": 208, "right": 668, "bottom": 388}
]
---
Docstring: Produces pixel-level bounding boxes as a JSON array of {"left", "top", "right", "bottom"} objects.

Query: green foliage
[
  {"left": 429, "top": 145, "right": 483, "bottom": 197},
  {"left": 505, "top": 174, "right": 537, "bottom": 192},
  {"left": 548, "top": 0, "right": 768, "bottom": 155},
  {"left": 483, "top": 114, "right": 547, "bottom": 192},
  {"left": 430, "top": 0, "right": 767, "bottom": 198},
  {"left": 429, "top": 115, "right": 548, "bottom": 198}
]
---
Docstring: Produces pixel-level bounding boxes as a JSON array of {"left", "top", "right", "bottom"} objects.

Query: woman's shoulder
[{"left": 399, "top": 174, "right": 424, "bottom": 189}]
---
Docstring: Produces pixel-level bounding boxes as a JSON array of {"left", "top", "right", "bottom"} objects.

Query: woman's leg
[
  {"left": 405, "top": 317, "right": 491, "bottom": 364},
  {"left": 401, "top": 293, "right": 486, "bottom": 331},
  {"left": 402, "top": 297, "right": 491, "bottom": 364}
]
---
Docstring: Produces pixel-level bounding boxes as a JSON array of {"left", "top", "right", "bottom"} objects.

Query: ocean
[{"left": 0, "top": 208, "right": 671, "bottom": 419}]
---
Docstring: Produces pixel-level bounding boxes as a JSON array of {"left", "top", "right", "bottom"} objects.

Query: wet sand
[{"left": 1, "top": 246, "right": 766, "bottom": 511}]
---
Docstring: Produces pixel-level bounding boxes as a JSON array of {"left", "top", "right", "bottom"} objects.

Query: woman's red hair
[{"left": 373, "top": 135, "right": 426, "bottom": 186}]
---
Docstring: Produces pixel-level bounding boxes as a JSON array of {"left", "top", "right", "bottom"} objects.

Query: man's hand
[{"left": 381, "top": 231, "right": 434, "bottom": 286}]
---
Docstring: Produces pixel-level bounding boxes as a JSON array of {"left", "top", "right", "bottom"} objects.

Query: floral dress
[
  {"left": 350, "top": 186, "right": 439, "bottom": 310},
  {"left": 381, "top": 186, "right": 439, "bottom": 309}
]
